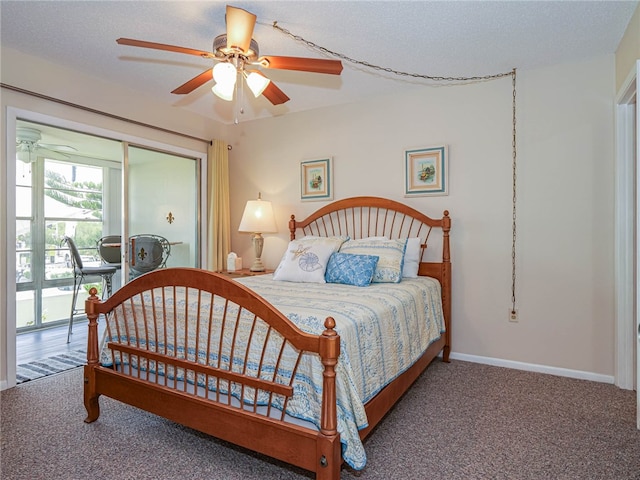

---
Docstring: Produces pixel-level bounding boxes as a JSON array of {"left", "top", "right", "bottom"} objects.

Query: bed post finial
[
  {"left": 85, "top": 287, "right": 101, "bottom": 366},
  {"left": 319, "top": 317, "right": 339, "bottom": 436},
  {"left": 289, "top": 214, "right": 297, "bottom": 240},
  {"left": 84, "top": 287, "right": 102, "bottom": 424},
  {"left": 442, "top": 210, "right": 451, "bottom": 264},
  {"left": 317, "top": 317, "right": 341, "bottom": 480}
]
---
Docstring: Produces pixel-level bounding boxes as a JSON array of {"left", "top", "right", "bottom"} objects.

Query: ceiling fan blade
[
  {"left": 171, "top": 69, "right": 214, "bottom": 94},
  {"left": 36, "top": 147, "right": 70, "bottom": 161},
  {"left": 39, "top": 143, "right": 77, "bottom": 153},
  {"left": 225, "top": 5, "right": 256, "bottom": 53},
  {"left": 261, "top": 81, "right": 290, "bottom": 106},
  {"left": 116, "top": 38, "right": 214, "bottom": 58},
  {"left": 258, "top": 56, "right": 343, "bottom": 75}
]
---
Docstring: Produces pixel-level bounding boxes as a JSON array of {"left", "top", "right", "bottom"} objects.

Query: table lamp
[{"left": 238, "top": 193, "right": 277, "bottom": 272}]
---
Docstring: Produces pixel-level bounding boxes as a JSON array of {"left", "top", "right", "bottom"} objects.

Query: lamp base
[
  {"left": 249, "top": 260, "right": 266, "bottom": 272},
  {"left": 250, "top": 233, "right": 266, "bottom": 272}
]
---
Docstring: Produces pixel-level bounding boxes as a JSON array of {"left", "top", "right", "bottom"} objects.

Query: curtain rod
[{"left": 1, "top": 82, "right": 213, "bottom": 145}]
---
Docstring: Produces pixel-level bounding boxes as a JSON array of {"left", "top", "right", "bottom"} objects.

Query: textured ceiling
[{"left": 1, "top": 1, "right": 638, "bottom": 126}]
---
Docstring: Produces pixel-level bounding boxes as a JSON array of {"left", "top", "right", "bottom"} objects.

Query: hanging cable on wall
[
  {"left": 273, "top": 22, "right": 519, "bottom": 314},
  {"left": 272, "top": 22, "right": 514, "bottom": 83},
  {"left": 511, "top": 70, "right": 518, "bottom": 317}
]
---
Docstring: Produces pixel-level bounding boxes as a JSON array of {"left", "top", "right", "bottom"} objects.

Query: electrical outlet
[{"left": 509, "top": 309, "right": 518, "bottom": 322}]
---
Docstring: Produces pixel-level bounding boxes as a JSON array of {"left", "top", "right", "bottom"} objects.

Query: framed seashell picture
[{"left": 300, "top": 157, "right": 333, "bottom": 201}]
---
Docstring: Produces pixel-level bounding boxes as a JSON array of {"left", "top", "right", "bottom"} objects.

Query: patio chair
[
  {"left": 128, "top": 234, "right": 171, "bottom": 279},
  {"left": 61, "top": 236, "right": 117, "bottom": 343},
  {"left": 97, "top": 235, "right": 122, "bottom": 269}
]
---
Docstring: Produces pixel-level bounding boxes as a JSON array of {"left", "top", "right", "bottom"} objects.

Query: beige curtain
[{"left": 206, "top": 139, "right": 231, "bottom": 271}]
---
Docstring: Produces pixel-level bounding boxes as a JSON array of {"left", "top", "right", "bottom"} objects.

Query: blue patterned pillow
[
  {"left": 325, "top": 252, "right": 379, "bottom": 287},
  {"left": 339, "top": 238, "right": 408, "bottom": 283}
]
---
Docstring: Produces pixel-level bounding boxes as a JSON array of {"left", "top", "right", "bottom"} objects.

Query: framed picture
[
  {"left": 404, "top": 145, "right": 448, "bottom": 196},
  {"left": 301, "top": 157, "right": 333, "bottom": 201}
]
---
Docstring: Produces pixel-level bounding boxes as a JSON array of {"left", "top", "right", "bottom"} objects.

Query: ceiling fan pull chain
[
  {"left": 234, "top": 77, "right": 245, "bottom": 125},
  {"left": 239, "top": 73, "right": 245, "bottom": 115}
]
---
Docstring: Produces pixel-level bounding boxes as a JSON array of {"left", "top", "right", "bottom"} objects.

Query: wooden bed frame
[{"left": 83, "top": 196, "right": 451, "bottom": 479}]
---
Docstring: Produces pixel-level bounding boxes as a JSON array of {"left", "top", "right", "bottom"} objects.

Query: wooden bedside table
[{"left": 218, "top": 268, "right": 274, "bottom": 278}]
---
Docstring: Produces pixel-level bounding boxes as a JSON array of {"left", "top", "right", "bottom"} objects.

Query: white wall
[{"left": 228, "top": 55, "right": 616, "bottom": 378}]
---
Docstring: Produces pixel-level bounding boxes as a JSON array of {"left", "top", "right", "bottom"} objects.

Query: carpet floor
[
  {"left": 15, "top": 349, "right": 86, "bottom": 384},
  {"left": 1, "top": 359, "right": 639, "bottom": 479}
]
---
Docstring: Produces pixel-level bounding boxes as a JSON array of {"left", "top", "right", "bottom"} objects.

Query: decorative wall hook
[{"left": 166, "top": 212, "right": 175, "bottom": 224}]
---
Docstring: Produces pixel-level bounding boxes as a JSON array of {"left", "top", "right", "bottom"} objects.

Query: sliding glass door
[
  {"left": 14, "top": 120, "right": 201, "bottom": 335},
  {"left": 125, "top": 145, "right": 198, "bottom": 278},
  {"left": 15, "top": 127, "right": 121, "bottom": 332}
]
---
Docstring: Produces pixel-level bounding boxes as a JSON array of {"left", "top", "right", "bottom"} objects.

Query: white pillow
[
  {"left": 402, "top": 237, "right": 422, "bottom": 278},
  {"left": 359, "top": 236, "right": 421, "bottom": 277},
  {"left": 339, "top": 238, "right": 407, "bottom": 283},
  {"left": 273, "top": 236, "right": 347, "bottom": 283}
]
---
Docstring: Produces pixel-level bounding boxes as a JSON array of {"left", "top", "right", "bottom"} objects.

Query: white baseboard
[
  {"left": 0, "top": 380, "right": 8, "bottom": 391},
  {"left": 446, "top": 352, "right": 615, "bottom": 385}
]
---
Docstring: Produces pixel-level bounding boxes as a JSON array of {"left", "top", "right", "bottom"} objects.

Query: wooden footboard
[{"left": 83, "top": 268, "right": 343, "bottom": 479}]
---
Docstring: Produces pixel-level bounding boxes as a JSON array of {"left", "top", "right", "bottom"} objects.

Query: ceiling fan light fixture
[
  {"left": 245, "top": 71, "right": 271, "bottom": 97},
  {"left": 212, "top": 82, "right": 235, "bottom": 101},
  {"left": 16, "top": 147, "right": 33, "bottom": 164},
  {"left": 16, "top": 126, "right": 75, "bottom": 161},
  {"left": 213, "top": 34, "right": 259, "bottom": 60},
  {"left": 213, "top": 62, "right": 238, "bottom": 86}
]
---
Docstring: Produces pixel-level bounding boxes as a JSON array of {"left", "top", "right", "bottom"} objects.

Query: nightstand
[{"left": 218, "top": 268, "right": 274, "bottom": 278}]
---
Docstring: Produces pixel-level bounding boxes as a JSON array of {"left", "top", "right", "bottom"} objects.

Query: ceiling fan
[
  {"left": 116, "top": 5, "right": 343, "bottom": 106},
  {"left": 16, "top": 127, "right": 77, "bottom": 163}
]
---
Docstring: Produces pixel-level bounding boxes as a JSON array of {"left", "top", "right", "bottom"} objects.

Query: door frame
[
  {"left": 614, "top": 60, "right": 638, "bottom": 429},
  {"left": 3, "top": 107, "right": 208, "bottom": 390}
]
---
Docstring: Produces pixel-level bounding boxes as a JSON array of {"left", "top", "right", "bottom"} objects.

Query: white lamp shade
[
  {"left": 238, "top": 199, "right": 277, "bottom": 233},
  {"left": 16, "top": 147, "right": 33, "bottom": 163},
  {"left": 212, "top": 82, "right": 235, "bottom": 101},
  {"left": 245, "top": 71, "right": 271, "bottom": 97},
  {"left": 213, "top": 62, "right": 237, "bottom": 86}
]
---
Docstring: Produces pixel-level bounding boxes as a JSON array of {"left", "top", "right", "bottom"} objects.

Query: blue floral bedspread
[
  {"left": 236, "top": 275, "right": 445, "bottom": 469},
  {"left": 101, "top": 275, "right": 444, "bottom": 470}
]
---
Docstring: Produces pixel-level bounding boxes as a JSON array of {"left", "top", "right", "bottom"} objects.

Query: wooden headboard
[{"left": 288, "top": 196, "right": 451, "bottom": 354}]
